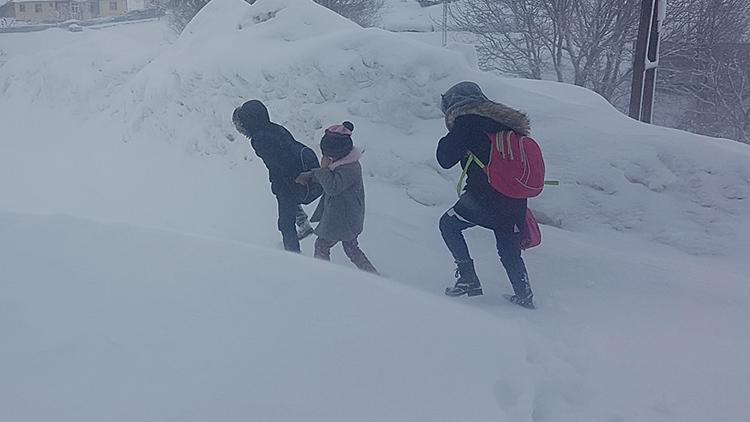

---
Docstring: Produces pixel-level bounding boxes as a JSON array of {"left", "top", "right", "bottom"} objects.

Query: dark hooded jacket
[
  {"left": 233, "top": 100, "right": 319, "bottom": 199},
  {"left": 437, "top": 82, "right": 529, "bottom": 231}
]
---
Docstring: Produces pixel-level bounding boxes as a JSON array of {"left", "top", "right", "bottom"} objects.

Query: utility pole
[
  {"left": 442, "top": 0, "right": 448, "bottom": 47},
  {"left": 629, "top": 0, "right": 666, "bottom": 123}
]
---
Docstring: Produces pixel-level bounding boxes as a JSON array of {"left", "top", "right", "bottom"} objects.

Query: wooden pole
[
  {"left": 629, "top": 0, "right": 665, "bottom": 123},
  {"left": 629, "top": 0, "right": 654, "bottom": 121},
  {"left": 442, "top": 0, "right": 448, "bottom": 47},
  {"left": 641, "top": 0, "right": 664, "bottom": 123}
]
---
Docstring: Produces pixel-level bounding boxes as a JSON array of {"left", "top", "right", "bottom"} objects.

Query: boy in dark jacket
[
  {"left": 437, "top": 82, "right": 534, "bottom": 309},
  {"left": 232, "top": 100, "right": 316, "bottom": 253}
]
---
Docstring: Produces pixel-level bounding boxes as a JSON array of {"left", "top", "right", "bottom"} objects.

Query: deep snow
[{"left": 1, "top": 0, "right": 749, "bottom": 421}]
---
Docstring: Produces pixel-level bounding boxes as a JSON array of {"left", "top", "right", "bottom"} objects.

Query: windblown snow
[{"left": 1, "top": 0, "right": 748, "bottom": 421}]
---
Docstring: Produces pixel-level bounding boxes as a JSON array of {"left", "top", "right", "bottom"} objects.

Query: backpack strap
[{"left": 456, "top": 153, "right": 486, "bottom": 196}]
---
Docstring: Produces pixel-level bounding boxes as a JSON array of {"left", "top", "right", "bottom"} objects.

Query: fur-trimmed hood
[
  {"left": 445, "top": 101, "right": 531, "bottom": 136},
  {"left": 442, "top": 81, "right": 531, "bottom": 136}
]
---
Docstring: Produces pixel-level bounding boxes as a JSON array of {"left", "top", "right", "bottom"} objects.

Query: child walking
[{"left": 296, "top": 122, "right": 378, "bottom": 274}]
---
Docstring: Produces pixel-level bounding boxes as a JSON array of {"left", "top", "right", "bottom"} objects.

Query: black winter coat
[
  {"left": 234, "top": 100, "right": 319, "bottom": 200},
  {"left": 251, "top": 123, "right": 314, "bottom": 197},
  {"left": 437, "top": 114, "right": 527, "bottom": 232}
]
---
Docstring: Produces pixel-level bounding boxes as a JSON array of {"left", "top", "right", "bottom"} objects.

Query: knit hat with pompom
[{"left": 320, "top": 121, "right": 354, "bottom": 160}]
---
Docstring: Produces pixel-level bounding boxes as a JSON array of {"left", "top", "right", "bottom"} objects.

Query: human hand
[
  {"left": 320, "top": 156, "right": 333, "bottom": 169},
  {"left": 295, "top": 172, "right": 313, "bottom": 185}
]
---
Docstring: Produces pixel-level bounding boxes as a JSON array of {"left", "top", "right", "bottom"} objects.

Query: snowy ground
[{"left": 1, "top": 1, "right": 749, "bottom": 421}]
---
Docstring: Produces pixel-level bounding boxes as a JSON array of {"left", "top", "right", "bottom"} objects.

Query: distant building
[
  {"left": 0, "top": 0, "right": 128, "bottom": 24},
  {"left": 0, "top": 0, "right": 15, "bottom": 19}
]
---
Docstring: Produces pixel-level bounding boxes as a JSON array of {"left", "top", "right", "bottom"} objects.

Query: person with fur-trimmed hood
[
  {"left": 232, "top": 100, "right": 317, "bottom": 253},
  {"left": 436, "top": 81, "right": 535, "bottom": 309}
]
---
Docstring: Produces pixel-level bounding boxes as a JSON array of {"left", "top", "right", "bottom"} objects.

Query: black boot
[
  {"left": 506, "top": 294, "right": 535, "bottom": 309},
  {"left": 506, "top": 272, "right": 534, "bottom": 309},
  {"left": 445, "top": 260, "right": 483, "bottom": 297}
]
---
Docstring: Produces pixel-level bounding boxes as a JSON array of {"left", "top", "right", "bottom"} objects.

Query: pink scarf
[{"left": 329, "top": 147, "right": 363, "bottom": 170}]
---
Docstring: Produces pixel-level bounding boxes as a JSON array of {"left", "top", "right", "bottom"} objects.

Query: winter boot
[
  {"left": 505, "top": 294, "right": 535, "bottom": 309},
  {"left": 445, "top": 260, "right": 483, "bottom": 297},
  {"left": 295, "top": 209, "right": 314, "bottom": 240},
  {"left": 506, "top": 272, "right": 534, "bottom": 309},
  {"left": 297, "top": 222, "right": 314, "bottom": 240}
]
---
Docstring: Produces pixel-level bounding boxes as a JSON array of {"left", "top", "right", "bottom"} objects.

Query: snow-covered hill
[
  {"left": 1, "top": 0, "right": 749, "bottom": 421},
  {"left": 0, "top": 211, "right": 532, "bottom": 422},
  {"left": 4, "top": 0, "right": 748, "bottom": 256}
]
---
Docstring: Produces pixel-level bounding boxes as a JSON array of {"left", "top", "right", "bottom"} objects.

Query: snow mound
[
  {"left": 0, "top": 212, "right": 529, "bottom": 422},
  {"left": 0, "top": 23, "right": 172, "bottom": 117},
  {"left": 1, "top": 7, "right": 750, "bottom": 422},
  {"left": 113, "top": 0, "right": 750, "bottom": 256},
  {"left": 380, "top": 0, "right": 443, "bottom": 33},
  {"left": 1, "top": 0, "right": 749, "bottom": 255}
]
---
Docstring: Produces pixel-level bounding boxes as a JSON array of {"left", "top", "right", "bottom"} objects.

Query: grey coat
[{"left": 310, "top": 162, "right": 365, "bottom": 242}]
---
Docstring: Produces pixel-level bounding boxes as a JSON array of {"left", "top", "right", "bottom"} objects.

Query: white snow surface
[
  {"left": 379, "top": 0, "right": 444, "bottom": 32},
  {"left": 1, "top": 0, "right": 749, "bottom": 421},
  {"left": 0, "top": 212, "right": 530, "bottom": 422}
]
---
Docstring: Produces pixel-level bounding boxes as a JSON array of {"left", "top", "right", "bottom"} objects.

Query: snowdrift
[
  {"left": 0, "top": 212, "right": 529, "bottom": 422},
  {"left": 2, "top": 2, "right": 750, "bottom": 421},
  {"left": 119, "top": 0, "right": 750, "bottom": 256},
  {"left": 1, "top": 0, "right": 748, "bottom": 255}
]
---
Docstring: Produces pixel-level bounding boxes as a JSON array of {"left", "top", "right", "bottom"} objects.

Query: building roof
[{"left": 8, "top": 0, "right": 72, "bottom": 3}]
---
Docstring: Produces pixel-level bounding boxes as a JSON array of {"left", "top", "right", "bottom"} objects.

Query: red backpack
[
  {"left": 455, "top": 131, "right": 545, "bottom": 250},
  {"left": 521, "top": 208, "right": 542, "bottom": 250},
  {"left": 487, "top": 131, "right": 545, "bottom": 198},
  {"left": 459, "top": 131, "right": 546, "bottom": 199}
]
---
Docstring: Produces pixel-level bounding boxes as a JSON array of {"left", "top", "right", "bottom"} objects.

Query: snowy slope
[
  {"left": 0, "top": 212, "right": 531, "bottom": 422},
  {"left": 129, "top": 0, "right": 749, "bottom": 257},
  {"left": 1, "top": 1, "right": 750, "bottom": 421}
]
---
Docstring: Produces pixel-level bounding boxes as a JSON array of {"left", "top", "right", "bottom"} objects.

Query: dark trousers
[
  {"left": 439, "top": 209, "right": 532, "bottom": 298},
  {"left": 314, "top": 237, "right": 378, "bottom": 274},
  {"left": 276, "top": 195, "right": 308, "bottom": 253}
]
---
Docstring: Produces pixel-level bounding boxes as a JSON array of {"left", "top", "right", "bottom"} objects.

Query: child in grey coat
[{"left": 296, "top": 122, "right": 377, "bottom": 273}]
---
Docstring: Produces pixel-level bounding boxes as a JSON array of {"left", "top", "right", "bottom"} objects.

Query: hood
[
  {"left": 441, "top": 81, "right": 489, "bottom": 114},
  {"left": 442, "top": 82, "right": 531, "bottom": 136},
  {"left": 233, "top": 100, "right": 271, "bottom": 137}
]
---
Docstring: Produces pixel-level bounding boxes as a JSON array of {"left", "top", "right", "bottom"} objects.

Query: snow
[
  {"left": 127, "top": 0, "right": 146, "bottom": 10},
  {"left": 1, "top": 0, "right": 750, "bottom": 421},
  {"left": 0, "top": 211, "right": 531, "bottom": 422},
  {"left": 380, "top": 0, "right": 444, "bottom": 32}
]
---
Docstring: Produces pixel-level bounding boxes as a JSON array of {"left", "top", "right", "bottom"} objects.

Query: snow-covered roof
[{"left": 9, "top": 0, "right": 71, "bottom": 3}]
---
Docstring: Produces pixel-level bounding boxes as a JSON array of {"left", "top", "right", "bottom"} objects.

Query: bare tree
[
  {"left": 313, "top": 0, "right": 385, "bottom": 27},
  {"left": 450, "top": 0, "right": 640, "bottom": 102},
  {"left": 564, "top": 0, "right": 641, "bottom": 100},
  {"left": 451, "top": 0, "right": 549, "bottom": 79},
  {"left": 659, "top": 0, "right": 750, "bottom": 143}
]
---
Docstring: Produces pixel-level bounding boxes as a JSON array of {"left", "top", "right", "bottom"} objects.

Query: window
[
  {"left": 90, "top": 3, "right": 95, "bottom": 13},
  {"left": 70, "top": 2, "right": 78, "bottom": 15},
  {"left": 19, "top": 4, "right": 26, "bottom": 12},
  {"left": 35, "top": 3, "right": 42, "bottom": 12},
  {"left": 109, "top": 1, "right": 117, "bottom": 11}
]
